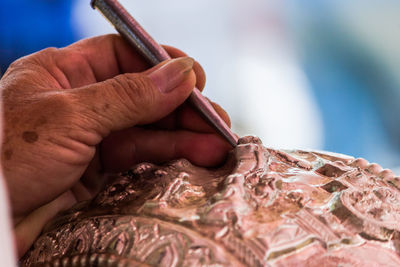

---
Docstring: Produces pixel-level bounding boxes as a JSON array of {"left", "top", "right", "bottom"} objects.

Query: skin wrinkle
[
  {"left": 48, "top": 69, "right": 69, "bottom": 90},
  {"left": 54, "top": 50, "right": 97, "bottom": 89},
  {"left": 84, "top": 84, "right": 123, "bottom": 134},
  {"left": 2, "top": 68, "right": 38, "bottom": 96},
  {"left": 45, "top": 61, "right": 71, "bottom": 90},
  {"left": 52, "top": 54, "right": 73, "bottom": 89},
  {"left": 66, "top": 127, "right": 102, "bottom": 148},
  {"left": 22, "top": 131, "right": 39, "bottom": 143},
  {"left": 28, "top": 48, "right": 68, "bottom": 90},
  {"left": 80, "top": 113, "right": 112, "bottom": 140},
  {"left": 110, "top": 75, "right": 143, "bottom": 125},
  {"left": 55, "top": 51, "right": 94, "bottom": 89},
  {"left": 76, "top": 46, "right": 100, "bottom": 83},
  {"left": 124, "top": 74, "right": 149, "bottom": 103},
  {"left": 63, "top": 90, "right": 109, "bottom": 139},
  {"left": 135, "top": 75, "right": 171, "bottom": 125},
  {"left": 66, "top": 112, "right": 106, "bottom": 144},
  {"left": 45, "top": 134, "right": 93, "bottom": 161},
  {"left": 134, "top": 77, "right": 158, "bottom": 121}
]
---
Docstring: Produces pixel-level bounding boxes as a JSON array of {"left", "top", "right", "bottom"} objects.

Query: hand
[{"left": 0, "top": 34, "right": 232, "bottom": 256}]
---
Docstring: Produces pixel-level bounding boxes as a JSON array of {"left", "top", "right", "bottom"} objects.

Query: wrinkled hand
[{"left": 0, "top": 34, "right": 231, "bottom": 256}]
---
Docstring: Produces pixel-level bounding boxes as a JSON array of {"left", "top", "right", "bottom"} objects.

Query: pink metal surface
[{"left": 22, "top": 137, "right": 400, "bottom": 266}]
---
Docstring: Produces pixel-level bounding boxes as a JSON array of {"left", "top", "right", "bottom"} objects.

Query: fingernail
[{"left": 148, "top": 57, "right": 194, "bottom": 93}]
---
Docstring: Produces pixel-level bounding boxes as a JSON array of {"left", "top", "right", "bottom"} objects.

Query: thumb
[{"left": 69, "top": 57, "right": 195, "bottom": 136}]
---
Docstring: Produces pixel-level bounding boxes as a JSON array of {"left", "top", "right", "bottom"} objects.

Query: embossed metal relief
[{"left": 22, "top": 137, "right": 400, "bottom": 266}]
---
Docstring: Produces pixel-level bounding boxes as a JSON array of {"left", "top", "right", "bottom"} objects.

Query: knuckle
[
  {"left": 46, "top": 92, "right": 75, "bottom": 116},
  {"left": 6, "top": 47, "right": 59, "bottom": 72},
  {"left": 112, "top": 74, "right": 157, "bottom": 113},
  {"left": 34, "top": 47, "right": 60, "bottom": 64},
  {"left": 108, "top": 33, "right": 121, "bottom": 43},
  {"left": 6, "top": 57, "right": 27, "bottom": 71},
  {"left": 56, "top": 48, "right": 87, "bottom": 68},
  {"left": 39, "top": 47, "right": 59, "bottom": 56}
]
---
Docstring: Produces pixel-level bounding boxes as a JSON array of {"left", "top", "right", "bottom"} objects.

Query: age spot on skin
[
  {"left": 4, "top": 149, "right": 13, "bottom": 160},
  {"left": 22, "top": 131, "right": 39, "bottom": 143}
]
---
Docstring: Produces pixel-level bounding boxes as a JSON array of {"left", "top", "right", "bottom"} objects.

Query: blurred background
[{"left": 1, "top": 0, "right": 400, "bottom": 170}]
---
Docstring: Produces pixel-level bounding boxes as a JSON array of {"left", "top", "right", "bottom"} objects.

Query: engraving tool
[{"left": 91, "top": 0, "right": 238, "bottom": 147}]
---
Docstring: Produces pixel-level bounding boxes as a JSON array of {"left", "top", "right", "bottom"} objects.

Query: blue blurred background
[
  {"left": 1, "top": 0, "right": 400, "bottom": 170},
  {"left": 0, "top": 0, "right": 76, "bottom": 73}
]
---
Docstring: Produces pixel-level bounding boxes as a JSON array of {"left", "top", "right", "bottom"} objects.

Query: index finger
[
  {"left": 62, "top": 34, "right": 151, "bottom": 82},
  {"left": 63, "top": 34, "right": 206, "bottom": 90}
]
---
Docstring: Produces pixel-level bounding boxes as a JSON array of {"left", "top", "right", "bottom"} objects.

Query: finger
[
  {"left": 162, "top": 45, "right": 187, "bottom": 58},
  {"left": 14, "top": 191, "right": 76, "bottom": 258},
  {"left": 67, "top": 57, "right": 197, "bottom": 143},
  {"left": 53, "top": 34, "right": 150, "bottom": 87},
  {"left": 101, "top": 127, "right": 231, "bottom": 172},
  {"left": 163, "top": 45, "right": 206, "bottom": 91},
  {"left": 153, "top": 101, "right": 231, "bottom": 132},
  {"left": 50, "top": 34, "right": 205, "bottom": 90},
  {"left": 178, "top": 100, "right": 231, "bottom": 131}
]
